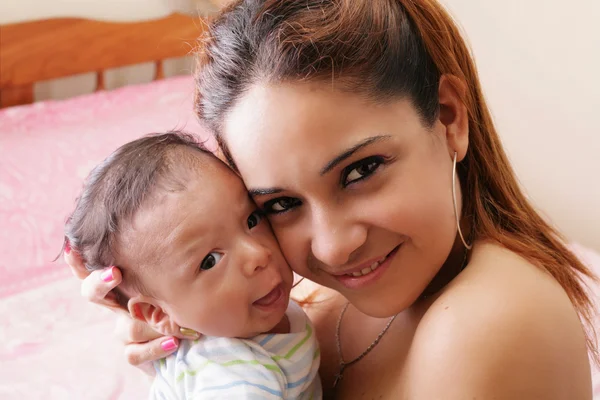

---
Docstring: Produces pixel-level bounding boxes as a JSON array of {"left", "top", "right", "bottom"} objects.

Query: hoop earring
[{"left": 452, "top": 151, "right": 472, "bottom": 250}]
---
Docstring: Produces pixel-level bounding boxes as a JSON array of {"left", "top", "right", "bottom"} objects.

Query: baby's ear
[{"left": 127, "top": 296, "right": 181, "bottom": 337}]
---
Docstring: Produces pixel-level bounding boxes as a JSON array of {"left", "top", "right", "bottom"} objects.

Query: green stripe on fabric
[
  {"left": 176, "top": 360, "right": 212, "bottom": 383},
  {"left": 272, "top": 323, "right": 313, "bottom": 362},
  {"left": 313, "top": 348, "right": 320, "bottom": 360},
  {"left": 283, "top": 323, "right": 312, "bottom": 359},
  {"left": 220, "top": 359, "right": 281, "bottom": 371},
  {"left": 175, "top": 359, "right": 283, "bottom": 383}
]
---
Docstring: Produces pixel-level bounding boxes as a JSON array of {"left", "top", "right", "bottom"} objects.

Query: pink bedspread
[
  {"left": 0, "top": 76, "right": 599, "bottom": 399},
  {"left": 0, "top": 76, "right": 210, "bottom": 399}
]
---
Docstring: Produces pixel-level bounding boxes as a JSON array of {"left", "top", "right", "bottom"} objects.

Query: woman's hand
[
  {"left": 64, "top": 245, "right": 124, "bottom": 311},
  {"left": 63, "top": 246, "right": 193, "bottom": 375},
  {"left": 114, "top": 313, "right": 180, "bottom": 376}
]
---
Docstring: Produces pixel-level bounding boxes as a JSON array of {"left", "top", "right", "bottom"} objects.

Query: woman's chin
[{"left": 345, "top": 294, "right": 415, "bottom": 319}]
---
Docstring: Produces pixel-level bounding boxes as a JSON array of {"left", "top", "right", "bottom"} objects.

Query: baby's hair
[{"left": 63, "top": 131, "right": 215, "bottom": 307}]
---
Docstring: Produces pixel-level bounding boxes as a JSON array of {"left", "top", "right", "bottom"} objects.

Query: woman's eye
[
  {"left": 262, "top": 197, "right": 301, "bottom": 214},
  {"left": 343, "top": 156, "right": 384, "bottom": 186},
  {"left": 200, "top": 252, "right": 222, "bottom": 271},
  {"left": 247, "top": 210, "right": 263, "bottom": 229}
]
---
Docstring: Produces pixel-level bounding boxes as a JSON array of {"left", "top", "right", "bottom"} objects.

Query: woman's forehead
[{"left": 222, "top": 82, "right": 422, "bottom": 176}]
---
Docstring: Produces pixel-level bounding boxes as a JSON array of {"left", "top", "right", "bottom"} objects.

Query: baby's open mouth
[{"left": 253, "top": 283, "right": 284, "bottom": 307}]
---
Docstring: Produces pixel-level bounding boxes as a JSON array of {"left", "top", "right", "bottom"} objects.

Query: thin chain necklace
[
  {"left": 333, "top": 302, "right": 397, "bottom": 388},
  {"left": 332, "top": 246, "right": 470, "bottom": 389}
]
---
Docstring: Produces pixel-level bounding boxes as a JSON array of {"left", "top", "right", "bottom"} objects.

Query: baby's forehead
[
  {"left": 163, "top": 146, "right": 241, "bottom": 187},
  {"left": 116, "top": 155, "right": 248, "bottom": 263}
]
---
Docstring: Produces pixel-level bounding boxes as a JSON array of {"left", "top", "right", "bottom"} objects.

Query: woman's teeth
[{"left": 347, "top": 255, "right": 387, "bottom": 277}]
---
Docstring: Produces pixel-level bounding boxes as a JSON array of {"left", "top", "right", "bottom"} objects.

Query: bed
[
  {"left": 0, "top": 11, "right": 599, "bottom": 400},
  {"left": 0, "top": 13, "right": 211, "bottom": 399}
]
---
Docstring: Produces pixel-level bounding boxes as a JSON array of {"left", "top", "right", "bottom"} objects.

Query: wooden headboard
[{"left": 0, "top": 13, "right": 205, "bottom": 108}]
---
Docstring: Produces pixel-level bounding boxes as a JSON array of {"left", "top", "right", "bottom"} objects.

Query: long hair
[{"left": 193, "top": 0, "right": 598, "bottom": 359}]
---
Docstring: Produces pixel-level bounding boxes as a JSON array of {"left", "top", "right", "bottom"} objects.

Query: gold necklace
[{"left": 333, "top": 302, "right": 397, "bottom": 389}]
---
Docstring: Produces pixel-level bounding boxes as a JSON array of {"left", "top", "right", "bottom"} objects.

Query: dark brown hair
[
  {"left": 193, "top": 0, "right": 598, "bottom": 359},
  {"left": 64, "top": 131, "right": 213, "bottom": 302}
]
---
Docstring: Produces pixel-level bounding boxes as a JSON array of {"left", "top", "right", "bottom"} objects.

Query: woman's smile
[{"left": 331, "top": 244, "right": 402, "bottom": 290}]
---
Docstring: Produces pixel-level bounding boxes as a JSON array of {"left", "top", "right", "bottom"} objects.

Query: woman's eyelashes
[
  {"left": 259, "top": 155, "right": 391, "bottom": 215},
  {"left": 341, "top": 155, "right": 387, "bottom": 187},
  {"left": 261, "top": 197, "right": 302, "bottom": 215},
  {"left": 200, "top": 252, "right": 222, "bottom": 271}
]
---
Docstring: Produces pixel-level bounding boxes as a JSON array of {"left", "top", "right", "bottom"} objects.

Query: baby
[{"left": 64, "top": 132, "right": 321, "bottom": 399}]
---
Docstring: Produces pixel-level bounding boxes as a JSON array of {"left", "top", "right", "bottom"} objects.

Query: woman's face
[{"left": 222, "top": 80, "right": 468, "bottom": 317}]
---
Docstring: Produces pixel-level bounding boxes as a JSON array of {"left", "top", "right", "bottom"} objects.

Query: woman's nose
[
  {"left": 310, "top": 208, "right": 367, "bottom": 267},
  {"left": 239, "top": 235, "right": 272, "bottom": 277}
]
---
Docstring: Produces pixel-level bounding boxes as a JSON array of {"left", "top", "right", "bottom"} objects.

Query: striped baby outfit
[{"left": 150, "top": 301, "right": 322, "bottom": 399}]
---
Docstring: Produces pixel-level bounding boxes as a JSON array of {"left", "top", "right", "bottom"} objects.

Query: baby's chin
[
  {"left": 182, "top": 307, "right": 290, "bottom": 339},
  {"left": 245, "top": 306, "right": 290, "bottom": 338},
  {"left": 265, "top": 312, "right": 290, "bottom": 334},
  {"left": 176, "top": 284, "right": 292, "bottom": 339}
]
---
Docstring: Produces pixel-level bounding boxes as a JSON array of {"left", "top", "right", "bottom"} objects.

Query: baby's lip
[
  {"left": 253, "top": 277, "right": 283, "bottom": 304},
  {"left": 253, "top": 283, "right": 284, "bottom": 307}
]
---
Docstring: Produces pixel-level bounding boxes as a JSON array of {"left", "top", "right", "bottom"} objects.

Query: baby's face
[{"left": 118, "top": 156, "right": 293, "bottom": 338}]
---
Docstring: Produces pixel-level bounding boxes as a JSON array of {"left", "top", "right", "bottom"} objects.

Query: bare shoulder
[{"left": 403, "top": 242, "right": 592, "bottom": 399}]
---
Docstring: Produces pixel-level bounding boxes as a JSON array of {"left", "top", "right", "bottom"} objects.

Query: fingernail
[
  {"left": 161, "top": 338, "right": 178, "bottom": 352},
  {"left": 100, "top": 267, "right": 114, "bottom": 283},
  {"left": 64, "top": 241, "right": 71, "bottom": 255},
  {"left": 180, "top": 327, "right": 199, "bottom": 338}
]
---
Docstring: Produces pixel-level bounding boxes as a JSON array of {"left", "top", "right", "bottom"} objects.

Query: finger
[
  {"left": 132, "top": 360, "right": 157, "bottom": 377},
  {"left": 124, "top": 336, "right": 179, "bottom": 367},
  {"left": 115, "top": 314, "right": 200, "bottom": 345},
  {"left": 64, "top": 246, "right": 89, "bottom": 280},
  {"left": 81, "top": 267, "right": 121, "bottom": 300},
  {"left": 81, "top": 267, "right": 123, "bottom": 310},
  {"left": 115, "top": 315, "right": 163, "bottom": 344}
]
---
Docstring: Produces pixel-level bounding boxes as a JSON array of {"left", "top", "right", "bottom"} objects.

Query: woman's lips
[{"left": 333, "top": 244, "right": 401, "bottom": 290}]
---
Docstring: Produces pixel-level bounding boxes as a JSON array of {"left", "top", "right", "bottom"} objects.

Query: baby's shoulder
[
  {"left": 160, "top": 335, "right": 262, "bottom": 369},
  {"left": 156, "top": 336, "right": 279, "bottom": 380},
  {"left": 152, "top": 335, "right": 293, "bottom": 398}
]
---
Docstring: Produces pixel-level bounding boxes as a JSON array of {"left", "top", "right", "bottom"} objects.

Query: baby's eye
[
  {"left": 200, "top": 252, "right": 222, "bottom": 271},
  {"left": 247, "top": 210, "right": 263, "bottom": 229},
  {"left": 262, "top": 197, "right": 302, "bottom": 214},
  {"left": 342, "top": 156, "right": 384, "bottom": 186}
]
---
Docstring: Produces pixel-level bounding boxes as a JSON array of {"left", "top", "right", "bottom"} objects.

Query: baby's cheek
[
  {"left": 274, "top": 232, "right": 305, "bottom": 270},
  {"left": 205, "top": 297, "right": 251, "bottom": 337}
]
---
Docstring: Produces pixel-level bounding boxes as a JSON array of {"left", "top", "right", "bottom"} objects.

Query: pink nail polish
[
  {"left": 64, "top": 241, "right": 71, "bottom": 254},
  {"left": 100, "top": 267, "right": 114, "bottom": 282},
  {"left": 161, "top": 338, "right": 178, "bottom": 352}
]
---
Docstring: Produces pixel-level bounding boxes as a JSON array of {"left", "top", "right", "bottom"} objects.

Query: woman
[{"left": 66, "top": 0, "right": 597, "bottom": 398}]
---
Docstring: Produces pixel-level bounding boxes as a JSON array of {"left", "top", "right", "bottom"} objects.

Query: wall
[
  {"left": 1, "top": 0, "right": 599, "bottom": 250},
  {"left": 440, "top": 0, "right": 600, "bottom": 251}
]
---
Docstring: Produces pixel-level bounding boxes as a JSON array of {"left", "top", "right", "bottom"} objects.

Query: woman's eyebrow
[
  {"left": 248, "top": 135, "right": 391, "bottom": 196},
  {"left": 320, "top": 134, "right": 392, "bottom": 175},
  {"left": 248, "top": 187, "right": 284, "bottom": 197}
]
